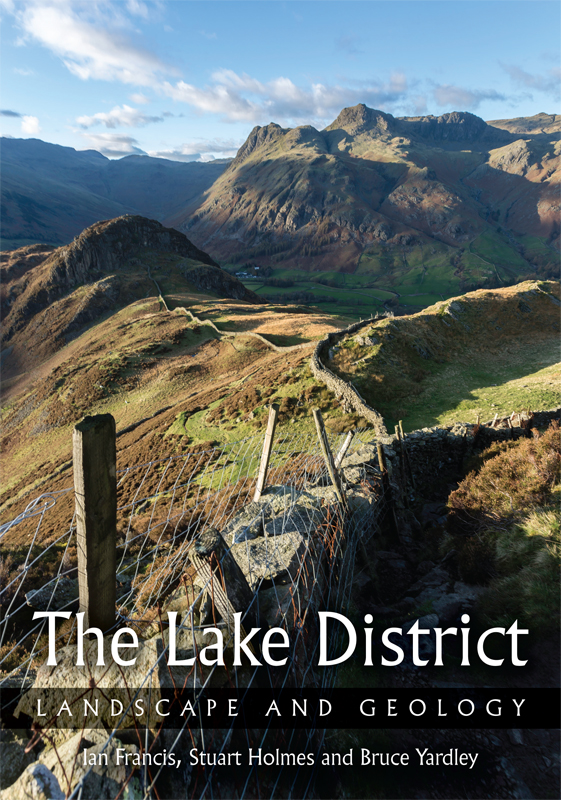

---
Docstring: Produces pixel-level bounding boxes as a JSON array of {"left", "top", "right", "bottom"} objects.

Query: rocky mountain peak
[
  {"left": 62, "top": 215, "right": 219, "bottom": 274},
  {"left": 231, "top": 122, "right": 289, "bottom": 167},
  {"left": 324, "top": 104, "right": 396, "bottom": 136}
]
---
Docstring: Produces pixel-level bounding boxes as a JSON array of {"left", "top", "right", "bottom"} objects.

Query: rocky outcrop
[
  {"left": 325, "top": 104, "right": 396, "bottom": 137},
  {"left": 230, "top": 122, "right": 289, "bottom": 167}
]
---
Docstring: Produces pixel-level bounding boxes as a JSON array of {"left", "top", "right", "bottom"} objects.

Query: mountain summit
[{"left": 171, "top": 104, "right": 559, "bottom": 276}]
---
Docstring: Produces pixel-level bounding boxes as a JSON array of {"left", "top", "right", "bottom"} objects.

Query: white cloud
[
  {"left": 21, "top": 114, "right": 40, "bottom": 134},
  {"left": 81, "top": 132, "right": 146, "bottom": 157},
  {"left": 129, "top": 92, "right": 150, "bottom": 104},
  {"left": 501, "top": 64, "right": 561, "bottom": 99},
  {"left": 77, "top": 103, "right": 163, "bottom": 129},
  {"left": 148, "top": 137, "right": 242, "bottom": 162},
  {"left": 13, "top": 66, "right": 34, "bottom": 76},
  {"left": 162, "top": 69, "right": 411, "bottom": 126},
  {"left": 125, "top": 0, "right": 149, "bottom": 19},
  {"left": 433, "top": 84, "right": 506, "bottom": 111},
  {"left": 17, "top": 1, "right": 175, "bottom": 86}
]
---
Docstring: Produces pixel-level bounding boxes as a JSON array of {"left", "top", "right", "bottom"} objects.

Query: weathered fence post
[
  {"left": 376, "top": 442, "right": 399, "bottom": 536},
  {"left": 334, "top": 430, "right": 355, "bottom": 469},
  {"left": 73, "top": 414, "right": 117, "bottom": 632},
  {"left": 312, "top": 408, "right": 347, "bottom": 508},
  {"left": 253, "top": 403, "right": 279, "bottom": 502},
  {"left": 376, "top": 442, "right": 386, "bottom": 475}
]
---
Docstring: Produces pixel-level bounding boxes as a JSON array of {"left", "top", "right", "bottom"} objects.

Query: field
[{"left": 234, "top": 230, "right": 545, "bottom": 318}]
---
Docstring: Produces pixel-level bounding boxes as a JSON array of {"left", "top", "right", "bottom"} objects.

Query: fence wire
[{"left": 0, "top": 425, "right": 387, "bottom": 800}]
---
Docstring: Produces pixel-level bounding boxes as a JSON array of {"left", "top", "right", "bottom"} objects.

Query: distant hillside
[
  {"left": 175, "top": 105, "right": 559, "bottom": 282},
  {"left": 0, "top": 138, "right": 228, "bottom": 247},
  {"left": 488, "top": 112, "right": 561, "bottom": 135},
  {"left": 1, "top": 215, "right": 262, "bottom": 379}
]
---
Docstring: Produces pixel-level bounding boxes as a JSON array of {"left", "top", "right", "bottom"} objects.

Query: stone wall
[
  {"left": 381, "top": 408, "right": 561, "bottom": 512},
  {"left": 310, "top": 315, "right": 388, "bottom": 436},
  {"left": 176, "top": 307, "right": 313, "bottom": 353}
]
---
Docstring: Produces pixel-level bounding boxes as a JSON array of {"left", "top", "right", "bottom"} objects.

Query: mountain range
[
  {"left": 2, "top": 108, "right": 559, "bottom": 286},
  {"left": 1, "top": 137, "right": 228, "bottom": 248}
]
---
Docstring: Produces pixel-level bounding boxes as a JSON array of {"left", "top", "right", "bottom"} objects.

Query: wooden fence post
[
  {"left": 312, "top": 408, "right": 347, "bottom": 509},
  {"left": 334, "top": 430, "right": 355, "bottom": 469},
  {"left": 73, "top": 414, "right": 117, "bottom": 632},
  {"left": 253, "top": 403, "right": 279, "bottom": 502},
  {"left": 376, "top": 442, "right": 386, "bottom": 475}
]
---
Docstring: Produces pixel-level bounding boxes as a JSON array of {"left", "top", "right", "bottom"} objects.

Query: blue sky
[{"left": 1, "top": 0, "right": 559, "bottom": 160}]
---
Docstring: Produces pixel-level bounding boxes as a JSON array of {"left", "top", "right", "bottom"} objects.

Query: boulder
[
  {"left": 0, "top": 763, "right": 64, "bottom": 800},
  {"left": 230, "top": 531, "right": 308, "bottom": 590},
  {"left": 26, "top": 578, "right": 79, "bottom": 612},
  {"left": 0, "top": 729, "right": 36, "bottom": 790},
  {"left": 432, "top": 594, "right": 462, "bottom": 622},
  {"left": 39, "top": 729, "right": 140, "bottom": 800},
  {"left": 409, "top": 566, "right": 451, "bottom": 594},
  {"left": 263, "top": 503, "right": 321, "bottom": 537},
  {"left": 222, "top": 501, "right": 264, "bottom": 543},
  {"left": 15, "top": 632, "right": 204, "bottom": 729}
]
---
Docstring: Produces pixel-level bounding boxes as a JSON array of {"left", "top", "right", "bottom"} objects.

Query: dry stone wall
[
  {"left": 176, "top": 307, "right": 313, "bottom": 353},
  {"left": 380, "top": 408, "right": 561, "bottom": 517},
  {"left": 310, "top": 315, "right": 387, "bottom": 435}
]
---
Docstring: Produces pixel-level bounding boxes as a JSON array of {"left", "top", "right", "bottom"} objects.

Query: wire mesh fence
[{"left": 0, "top": 423, "right": 388, "bottom": 799}]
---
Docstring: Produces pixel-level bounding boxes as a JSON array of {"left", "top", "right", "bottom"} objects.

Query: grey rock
[
  {"left": 25, "top": 578, "right": 78, "bottom": 611},
  {"left": 230, "top": 531, "right": 307, "bottom": 590},
  {"left": 0, "top": 763, "right": 64, "bottom": 800},
  {"left": 415, "top": 585, "right": 448, "bottom": 606},
  {"left": 0, "top": 730, "right": 36, "bottom": 790},
  {"left": 508, "top": 729, "right": 524, "bottom": 745},
  {"left": 222, "top": 501, "right": 265, "bottom": 543},
  {"left": 263, "top": 503, "right": 321, "bottom": 537},
  {"left": 409, "top": 566, "right": 451, "bottom": 594},
  {"left": 38, "top": 729, "right": 141, "bottom": 800},
  {"left": 453, "top": 581, "right": 485, "bottom": 607},
  {"left": 432, "top": 594, "right": 461, "bottom": 622},
  {"left": 15, "top": 634, "right": 204, "bottom": 729},
  {"left": 340, "top": 444, "right": 377, "bottom": 469}
]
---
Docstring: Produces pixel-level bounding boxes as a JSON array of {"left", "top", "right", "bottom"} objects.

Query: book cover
[{"left": 1, "top": 2, "right": 559, "bottom": 799}]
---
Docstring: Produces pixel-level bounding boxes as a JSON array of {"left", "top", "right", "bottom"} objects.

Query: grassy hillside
[{"left": 328, "top": 280, "right": 560, "bottom": 431}]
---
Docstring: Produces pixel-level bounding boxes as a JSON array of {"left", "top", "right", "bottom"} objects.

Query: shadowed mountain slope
[{"left": 1, "top": 138, "right": 228, "bottom": 247}]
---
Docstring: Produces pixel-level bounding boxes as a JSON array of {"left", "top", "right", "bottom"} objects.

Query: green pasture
[
  {"left": 470, "top": 230, "right": 529, "bottom": 274},
  {"left": 372, "top": 339, "right": 560, "bottom": 433}
]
